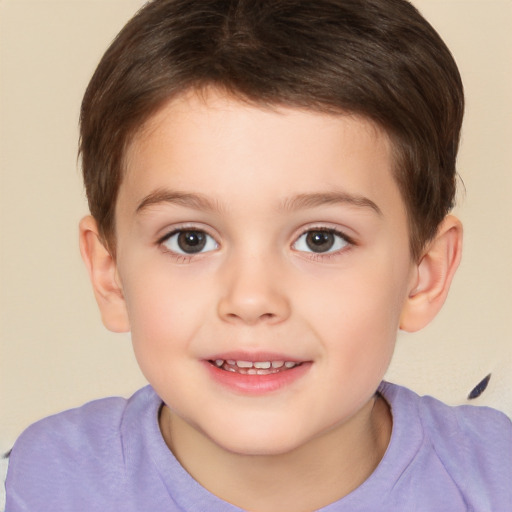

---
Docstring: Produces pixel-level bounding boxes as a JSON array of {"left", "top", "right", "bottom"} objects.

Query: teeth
[
  {"left": 236, "top": 361, "right": 253, "bottom": 368},
  {"left": 211, "top": 359, "right": 300, "bottom": 373},
  {"left": 254, "top": 361, "right": 271, "bottom": 369},
  {"left": 235, "top": 360, "right": 297, "bottom": 369}
]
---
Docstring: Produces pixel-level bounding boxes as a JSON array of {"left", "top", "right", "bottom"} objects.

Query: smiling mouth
[{"left": 209, "top": 359, "right": 303, "bottom": 375}]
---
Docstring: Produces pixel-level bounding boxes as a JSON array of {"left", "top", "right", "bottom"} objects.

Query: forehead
[
  {"left": 128, "top": 88, "right": 390, "bottom": 157},
  {"left": 119, "top": 89, "right": 403, "bottom": 219}
]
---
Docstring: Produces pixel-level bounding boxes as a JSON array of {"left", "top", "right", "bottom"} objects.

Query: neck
[{"left": 160, "top": 395, "right": 392, "bottom": 512}]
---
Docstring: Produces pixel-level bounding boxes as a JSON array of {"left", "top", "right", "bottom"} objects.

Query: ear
[
  {"left": 400, "top": 215, "right": 463, "bottom": 332},
  {"left": 79, "top": 216, "right": 130, "bottom": 333}
]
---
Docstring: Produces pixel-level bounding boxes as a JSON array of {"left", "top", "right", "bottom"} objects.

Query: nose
[{"left": 217, "top": 254, "right": 291, "bottom": 325}]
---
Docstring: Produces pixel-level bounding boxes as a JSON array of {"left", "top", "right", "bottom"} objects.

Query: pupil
[
  {"left": 306, "top": 231, "right": 334, "bottom": 253},
  {"left": 177, "top": 231, "right": 206, "bottom": 253}
]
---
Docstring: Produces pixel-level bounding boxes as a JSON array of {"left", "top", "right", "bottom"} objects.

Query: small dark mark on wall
[{"left": 467, "top": 373, "right": 492, "bottom": 400}]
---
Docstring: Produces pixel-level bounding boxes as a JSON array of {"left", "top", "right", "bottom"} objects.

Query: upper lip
[{"left": 206, "top": 351, "right": 306, "bottom": 363}]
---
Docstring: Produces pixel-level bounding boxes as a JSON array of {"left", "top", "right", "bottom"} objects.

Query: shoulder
[
  {"left": 6, "top": 386, "right": 157, "bottom": 508},
  {"left": 12, "top": 394, "right": 128, "bottom": 460},
  {"left": 382, "top": 381, "right": 512, "bottom": 447},
  {"left": 420, "top": 391, "right": 512, "bottom": 507},
  {"left": 414, "top": 387, "right": 512, "bottom": 462},
  {"left": 382, "top": 382, "right": 512, "bottom": 508}
]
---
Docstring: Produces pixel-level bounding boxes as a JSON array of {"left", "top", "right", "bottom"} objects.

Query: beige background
[{"left": 1, "top": 0, "right": 511, "bottom": 453}]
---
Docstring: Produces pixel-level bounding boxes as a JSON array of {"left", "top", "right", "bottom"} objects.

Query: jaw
[{"left": 159, "top": 389, "right": 391, "bottom": 512}]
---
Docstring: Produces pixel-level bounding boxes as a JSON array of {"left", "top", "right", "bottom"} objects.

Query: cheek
[
  {"left": 305, "top": 263, "right": 408, "bottom": 360},
  {"left": 120, "top": 265, "right": 205, "bottom": 358},
  {"left": 309, "top": 266, "right": 405, "bottom": 327},
  {"left": 120, "top": 263, "right": 224, "bottom": 380}
]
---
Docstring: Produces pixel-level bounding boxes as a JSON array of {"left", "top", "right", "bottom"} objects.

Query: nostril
[
  {"left": 224, "top": 310, "right": 276, "bottom": 325},
  {"left": 216, "top": 276, "right": 291, "bottom": 325}
]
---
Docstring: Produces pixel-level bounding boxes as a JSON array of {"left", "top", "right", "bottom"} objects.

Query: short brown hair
[{"left": 80, "top": 0, "right": 464, "bottom": 260}]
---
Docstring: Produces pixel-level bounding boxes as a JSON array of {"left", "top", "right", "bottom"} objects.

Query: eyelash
[
  {"left": 156, "top": 226, "right": 354, "bottom": 262},
  {"left": 157, "top": 227, "right": 219, "bottom": 262},
  {"left": 292, "top": 227, "right": 354, "bottom": 260}
]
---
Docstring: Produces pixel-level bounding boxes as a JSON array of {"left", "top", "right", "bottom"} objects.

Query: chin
[
  {"left": 220, "top": 437, "right": 303, "bottom": 457},
  {"left": 203, "top": 421, "right": 314, "bottom": 457}
]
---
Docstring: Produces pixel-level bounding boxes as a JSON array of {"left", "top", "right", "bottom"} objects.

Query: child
[{"left": 5, "top": 0, "right": 511, "bottom": 510}]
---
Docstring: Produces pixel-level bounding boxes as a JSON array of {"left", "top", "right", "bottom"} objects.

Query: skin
[{"left": 80, "top": 89, "right": 462, "bottom": 511}]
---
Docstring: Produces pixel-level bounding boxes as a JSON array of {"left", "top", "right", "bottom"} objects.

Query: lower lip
[{"left": 203, "top": 361, "right": 312, "bottom": 395}]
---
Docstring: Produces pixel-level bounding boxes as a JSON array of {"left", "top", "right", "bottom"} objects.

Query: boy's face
[{"left": 113, "top": 90, "right": 416, "bottom": 455}]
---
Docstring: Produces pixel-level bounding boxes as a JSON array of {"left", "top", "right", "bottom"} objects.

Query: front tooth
[
  {"left": 271, "top": 361, "right": 284, "bottom": 368},
  {"left": 284, "top": 361, "right": 296, "bottom": 368},
  {"left": 215, "top": 359, "right": 224, "bottom": 367},
  {"left": 236, "top": 360, "right": 253, "bottom": 368},
  {"left": 254, "top": 361, "right": 271, "bottom": 369}
]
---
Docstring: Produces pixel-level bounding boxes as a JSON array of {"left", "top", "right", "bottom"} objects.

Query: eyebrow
[
  {"left": 281, "top": 192, "right": 382, "bottom": 216},
  {"left": 136, "top": 189, "right": 221, "bottom": 213},
  {"left": 136, "top": 188, "right": 382, "bottom": 216}
]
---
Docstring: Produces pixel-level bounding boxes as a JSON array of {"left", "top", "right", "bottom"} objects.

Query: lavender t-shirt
[{"left": 6, "top": 382, "right": 512, "bottom": 511}]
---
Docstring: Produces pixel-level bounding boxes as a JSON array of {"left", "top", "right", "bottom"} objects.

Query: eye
[
  {"left": 293, "top": 229, "right": 349, "bottom": 254},
  {"left": 162, "top": 229, "right": 218, "bottom": 255}
]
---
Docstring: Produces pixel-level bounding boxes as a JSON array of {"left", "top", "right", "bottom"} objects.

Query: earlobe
[
  {"left": 79, "top": 216, "right": 130, "bottom": 333},
  {"left": 400, "top": 215, "right": 463, "bottom": 332}
]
